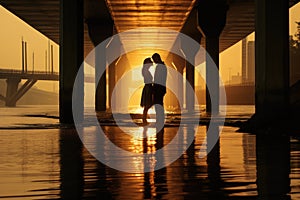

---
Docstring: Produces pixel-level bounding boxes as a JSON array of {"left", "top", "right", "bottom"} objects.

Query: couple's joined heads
[{"left": 143, "top": 53, "right": 162, "bottom": 69}]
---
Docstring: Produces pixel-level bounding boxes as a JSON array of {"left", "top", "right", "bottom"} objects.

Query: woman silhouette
[{"left": 140, "top": 58, "right": 153, "bottom": 124}]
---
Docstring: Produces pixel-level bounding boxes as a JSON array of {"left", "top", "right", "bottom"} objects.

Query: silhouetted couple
[{"left": 140, "top": 53, "right": 167, "bottom": 129}]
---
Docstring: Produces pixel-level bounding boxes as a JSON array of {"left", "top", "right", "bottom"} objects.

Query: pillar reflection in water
[
  {"left": 184, "top": 126, "right": 199, "bottom": 197},
  {"left": 206, "top": 124, "right": 223, "bottom": 199},
  {"left": 59, "top": 128, "right": 84, "bottom": 199},
  {"left": 256, "top": 134, "right": 291, "bottom": 199},
  {"left": 93, "top": 126, "right": 113, "bottom": 199}
]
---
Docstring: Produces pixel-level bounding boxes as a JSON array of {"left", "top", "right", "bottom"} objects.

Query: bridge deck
[{"left": 0, "top": 69, "right": 59, "bottom": 80}]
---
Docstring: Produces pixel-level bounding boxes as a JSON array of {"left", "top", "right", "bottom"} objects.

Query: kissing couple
[{"left": 140, "top": 53, "right": 167, "bottom": 128}]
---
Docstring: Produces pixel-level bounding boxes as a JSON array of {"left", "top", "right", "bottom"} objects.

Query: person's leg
[
  {"left": 155, "top": 95, "right": 165, "bottom": 130},
  {"left": 143, "top": 106, "right": 149, "bottom": 123}
]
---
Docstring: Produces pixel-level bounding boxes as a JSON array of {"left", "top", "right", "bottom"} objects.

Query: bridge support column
[
  {"left": 59, "top": 0, "right": 84, "bottom": 123},
  {"left": 255, "top": 0, "right": 289, "bottom": 116},
  {"left": 86, "top": 20, "right": 114, "bottom": 112},
  {"left": 205, "top": 37, "right": 220, "bottom": 114},
  {"left": 181, "top": 37, "right": 200, "bottom": 113},
  {"left": 5, "top": 78, "right": 21, "bottom": 107},
  {"left": 172, "top": 53, "right": 185, "bottom": 111},
  {"left": 108, "top": 59, "right": 117, "bottom": 110},
  {"left": 197, "top": 1, "right": 228, "bottom": 114}
]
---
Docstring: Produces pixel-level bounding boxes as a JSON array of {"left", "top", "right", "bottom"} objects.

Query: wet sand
[{"left": 0, "top": 105, "right": 299, "bottom": 199}]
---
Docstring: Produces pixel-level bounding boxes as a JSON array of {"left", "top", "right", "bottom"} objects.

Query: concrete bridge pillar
[
  {"left": 5, "top": 78, "right": 21, "bottom": 107},
  {"left": 59, "top": 0, "right": 84, "bottom": 123},
  {"left": 172, "top": 53, "right": 185, "bottom": 110},
  {"left": 108, "top": 59, "right": 117, "bottom": 110},
  {"left": 181, "top": 36, "right": 201, "bottom": 113},
  {"left": 114, "top": 55, "right": 130, "bottom": 112},
  {"left": 86, "top": 20, "right": 114, "bottom": 112},
  {"left": 197, "top": 0, "right": 228, "bottom": 114},
  {"left": 255, "top": 0, "right": 289, "bottom": 116}
]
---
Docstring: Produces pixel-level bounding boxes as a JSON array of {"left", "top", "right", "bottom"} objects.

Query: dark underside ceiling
[{"left": 0, "top": 0, "right": 299, "bottom": 55}]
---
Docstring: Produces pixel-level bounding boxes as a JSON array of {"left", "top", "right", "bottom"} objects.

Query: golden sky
[
  {"left": 0, "top": 5, "right": 59, "bottom": 92},
  {"left": 0, "top": 6, "right": 59, "bottom": 70}
]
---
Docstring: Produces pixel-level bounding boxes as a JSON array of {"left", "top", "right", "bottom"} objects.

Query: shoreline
[{"left": 1, "top": 111, "right": 299, "bottom": 138}]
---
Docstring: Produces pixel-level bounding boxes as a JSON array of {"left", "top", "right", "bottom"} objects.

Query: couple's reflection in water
[
  {"left": 59, "top": 125, "right": 292, "bottom": 199},
  {"left": 142, "top": 126, "right": 167, "bottom": 199}
]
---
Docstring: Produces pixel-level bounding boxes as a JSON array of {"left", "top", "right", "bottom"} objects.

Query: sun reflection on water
[{"left": 127, "top": 126, "right": 159, "bottom": 173}]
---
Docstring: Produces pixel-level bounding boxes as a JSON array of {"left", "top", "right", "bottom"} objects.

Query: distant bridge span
[
  {"left": 0, "top": 69, "right": 59, "bottom": 80},
  {"left": 0, "top": 69, "right": 94, "bottom": 106}
]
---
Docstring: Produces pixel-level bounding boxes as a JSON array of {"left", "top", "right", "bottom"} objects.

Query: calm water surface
[{"left": 0, "top": 106, "right": 300, "bottom": 199}]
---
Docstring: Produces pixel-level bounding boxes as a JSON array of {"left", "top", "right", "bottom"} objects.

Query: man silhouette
[{"left": 152, "top": 53, "right": 167, "bottom": 129}]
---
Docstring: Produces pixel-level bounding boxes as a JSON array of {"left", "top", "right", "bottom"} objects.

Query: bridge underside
[
  {"left": 0, "top": 0, "right": 261, "bottom": 54},
  {"left": 0, "top": 0, "right": 299, "bottom": 123}
]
